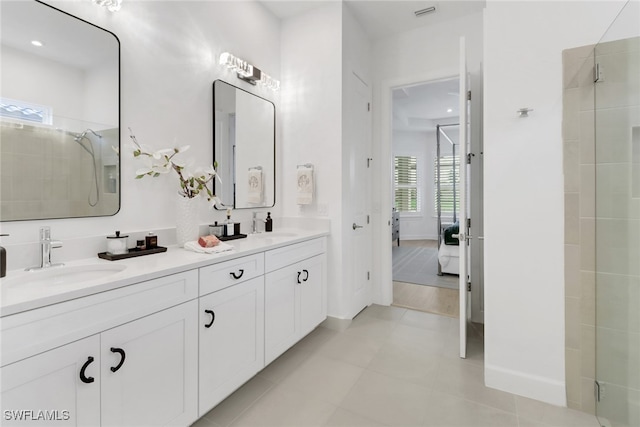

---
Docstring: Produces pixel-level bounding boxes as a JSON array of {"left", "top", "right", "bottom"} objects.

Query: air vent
[{"left": 414, "top": 6, "right": 436, "bottom": 17}]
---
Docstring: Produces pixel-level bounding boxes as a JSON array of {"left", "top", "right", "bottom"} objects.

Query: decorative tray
[
  {"left": 98, "top": 246, "right": 167, "bottom": 261},
  {"left": 218, "top": 234, "right": 247, "bottom": 242}
]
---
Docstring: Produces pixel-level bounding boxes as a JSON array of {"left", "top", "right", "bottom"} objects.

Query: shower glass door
[{"left": 594, "top": 2, "right": 640, "bottom": 426}]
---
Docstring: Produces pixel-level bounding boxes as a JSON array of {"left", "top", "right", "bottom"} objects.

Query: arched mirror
[
  {"left": 0, "top": 0, "right": 120, "bottom": 221},
  {"left": 213, "top": 80, "right": 275, "bottom": 209}
]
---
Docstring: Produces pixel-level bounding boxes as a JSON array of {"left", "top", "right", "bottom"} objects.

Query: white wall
[
  {"left": 280, "top": 3, "right": 345, "bottom": 317},
  {"left": 483, "top": 0, "right": 628, "bottom": 406},
  {"left": 1, "top": 1, "right": 282, "bottom": 270},
  {"left": 1, "top": 46, "right": 85, "bottom": 126},
  {"left": 372, "top": 11, "right": 484, "bottom": 305}
]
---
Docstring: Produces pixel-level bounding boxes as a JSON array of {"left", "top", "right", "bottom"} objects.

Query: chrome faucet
[
  {"left": 26, "top": 226, "right": 64, "bottom": 271},
  {"left": 252, "top": 212, "right": 266, "bottom": 234}
]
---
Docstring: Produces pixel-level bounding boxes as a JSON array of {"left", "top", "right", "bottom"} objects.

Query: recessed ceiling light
[
  {"left": 31, "top": 40, "right": 43, "bottom": 47},
  {"left": 447, "top": 108, "right": 453, "bottom": 113}
]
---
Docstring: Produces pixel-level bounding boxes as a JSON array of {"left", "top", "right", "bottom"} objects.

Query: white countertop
[{"left": 0, "top": 229, "right": 329, "bottom": 317}]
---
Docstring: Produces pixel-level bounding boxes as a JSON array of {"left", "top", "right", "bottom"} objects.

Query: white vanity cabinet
[
  {"left": 1, "top": 335, "right": 101, "bottom": 426},
  {"left": 197, "top": 278, "right": 264, "bottom": 415},
  {"left": 1, "top": 271, "right": 199, "bottom": 427},
  {"left": 0, "top": 232, "right": 328, "bottom": 427},
  {"left": 100, "top": 300, "right": 198, "bottom": 427},
  {"left": 264, "top": 238, "right": 327, "bottom": 365}
]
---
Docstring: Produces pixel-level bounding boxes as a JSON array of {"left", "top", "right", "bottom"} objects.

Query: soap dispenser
[
  {"left": 225, "top": 208, "right": 235, "bottom": 236},
  {"left": 265, "top": 212, "right": 273, "bottom": 232}
]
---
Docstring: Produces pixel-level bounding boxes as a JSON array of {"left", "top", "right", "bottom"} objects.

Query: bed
[{"left": 438, "top": 222, "right": 460, "bottom": 275}]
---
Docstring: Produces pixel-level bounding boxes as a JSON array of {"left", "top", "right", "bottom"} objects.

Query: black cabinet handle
[
  {"left": 297, "top": 271, "right": 302, "bottom": 284},
  {"left": 79, "top": 356, "right": 95, "bottom": 383},
  {"left": 205, "top": 309, "right": 215, "bottom": 328},
  {"left": 110, "top": 347, "right": 125, "bottom": 373},
  {"left": 303, "top": 269, "right": 309, "bottom": 282},
  {"left": 230, "top": 269, "right": 244, "bottom": 280}
]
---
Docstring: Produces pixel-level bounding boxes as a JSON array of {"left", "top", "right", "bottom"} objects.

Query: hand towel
[
  {"left": 184, "top": 240, "right": 234, "bottom": 254},
  {"left": 296, "top": 166, "right": 313, "bottom": 205},
  {"left": 247, "top": 169, "right": 263, "bottom": 204}
]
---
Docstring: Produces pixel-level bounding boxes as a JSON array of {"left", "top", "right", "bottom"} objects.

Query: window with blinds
[
  {"left": 434, "top": 155, "right": 460, "bottom": 215},
  {"left": 394, "top": 155, "right": 419, "bottom": 213}
]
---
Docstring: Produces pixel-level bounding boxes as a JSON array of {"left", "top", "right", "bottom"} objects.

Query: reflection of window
[
  {"left": 394, "top": 155, "right": 420, "bottom": 213},
  {"left": 434, "top": 155, "right": 460, "bottom": 215},
  {"left": 0, "top": 97, "right": 52, "bottom": 124}
]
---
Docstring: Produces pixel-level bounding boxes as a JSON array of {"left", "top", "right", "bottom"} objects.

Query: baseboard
[
  {"left": 485, "top": 364, "right": 567, "bottom": 406},
  {"left": 321, "top": 316, "right": 352, "bottom": 332}
]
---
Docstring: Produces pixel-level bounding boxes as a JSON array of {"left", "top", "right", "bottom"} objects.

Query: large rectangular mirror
[
  {"left": 213, "top": 80, "right": 275, "bottom": 209},
  {"left": 0, "top": 0, "right": 120, "bottom": 221}
]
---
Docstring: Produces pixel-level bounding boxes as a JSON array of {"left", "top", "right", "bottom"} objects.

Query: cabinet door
[
  {"left": 100, "top": 300, "right": 198, "bottom": 427},
  {"left": 264, "top": 263, "right": 300, "bottom": 365},
  {"left": 1, "top": 335, "right": 100, "bottom": 426},
  {"left": 299, "top": 254, "right": 327, "bottom": 336},
  {"left": 199, "top": 277, "right": 264, "bottom": 415}
]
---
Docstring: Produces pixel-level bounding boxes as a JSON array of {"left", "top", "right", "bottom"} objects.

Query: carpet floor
[{"left": 392, "top": 245, "right": 459, "bottom": 290}]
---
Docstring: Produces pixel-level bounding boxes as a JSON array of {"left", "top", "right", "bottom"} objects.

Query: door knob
[{"left": 352, "top": 223, "right": 363, "bottom": 230}]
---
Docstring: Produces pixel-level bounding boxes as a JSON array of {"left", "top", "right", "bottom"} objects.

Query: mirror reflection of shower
[{"left": 58, "top": 128, "right": 102, "bottom": 207}]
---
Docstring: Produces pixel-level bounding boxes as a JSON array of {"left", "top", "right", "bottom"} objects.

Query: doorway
[{"left": 389, "top": 78, "right": 461, "bottom": 317}]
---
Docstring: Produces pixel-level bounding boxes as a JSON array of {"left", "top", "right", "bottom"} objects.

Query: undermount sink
[
  {"left": 252, "top": 231, "right": 298, "bottom": 238},
  {"left": 2, "top": 264, "right": 127, "bottom": 289}
]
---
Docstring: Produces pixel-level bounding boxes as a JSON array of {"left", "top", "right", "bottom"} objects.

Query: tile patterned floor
[{"left": 193, "top": 305, "right": 601, "bottom": 427}]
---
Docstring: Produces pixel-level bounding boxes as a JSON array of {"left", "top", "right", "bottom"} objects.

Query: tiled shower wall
[
  {"left": 564, "top": 37, "right": 640, "bottom": 418},
  {"left": 0, "top": 124, "right": 119, "bottom": 220}
]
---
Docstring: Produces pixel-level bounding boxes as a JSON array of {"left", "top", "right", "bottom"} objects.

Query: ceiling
[
  {"left": 259, "top": 0, "right": 483, "bottom": 133},
  {"left": 392, "top": 77, "right": 459, "bottom": 132},
  {"left": 259, "top": 0, "right": 486, "bottom": 41}
]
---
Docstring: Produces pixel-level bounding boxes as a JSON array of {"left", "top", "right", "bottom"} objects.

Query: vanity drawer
[
  {"left": 199, "top": 253, "right": 264, "bottom": 296},
  {"left": 265, "top": 237, "right": 326, "bottom": 273},
  {"left": 1, "top": 270, "right": 198, "bottom": 367}
]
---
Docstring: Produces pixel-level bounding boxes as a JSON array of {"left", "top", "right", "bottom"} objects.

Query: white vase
[{"left": 176, "top": 196, "right": 200, "bottom": 247}]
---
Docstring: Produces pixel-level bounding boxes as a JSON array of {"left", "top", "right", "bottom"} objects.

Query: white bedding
[{"left": 438, "top": 239, "right": 460, "bottom": 275}]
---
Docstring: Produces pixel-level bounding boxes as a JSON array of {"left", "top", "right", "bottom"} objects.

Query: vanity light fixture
[
  {"left": 92, "top": 0, "right": 122, "bottom": 12},
  {"left": 219, "top": 52, "right": 280, "bottom": 91}
]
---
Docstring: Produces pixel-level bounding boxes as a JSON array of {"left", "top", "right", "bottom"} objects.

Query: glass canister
[{"left": 106, "top": 231, "right": 129, "bottom": 255}]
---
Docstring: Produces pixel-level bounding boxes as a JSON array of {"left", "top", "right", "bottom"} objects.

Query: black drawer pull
[
  {"left": 110, "top": 347, "right": 125, "bottom": 373},
  {"left": 205, "top": 309, "right": 215, "bottom": 328},
  {"left": 297, "top": 271, "right": 302, "bottom": 284},
  {"left": 230, "top": 269, "right": 244, "bottom": 280},
  {"left": 303, "top": 269, "right": 309, "bottom": 282},
  {"left": 79, "top": 356, "right": 95, "bottom": 383}
]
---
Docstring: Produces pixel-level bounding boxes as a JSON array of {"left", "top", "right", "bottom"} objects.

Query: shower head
[{"left": 74, "top": 128, "right": 102, "bottom": 142}]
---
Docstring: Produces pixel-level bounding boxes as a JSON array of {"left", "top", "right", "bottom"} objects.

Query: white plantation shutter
[
  {"left": 434, "top": 155, "right": 460, "bottom": 215},
  {"left": 394, "top": 155, "right": 420, "bottom": 213}
]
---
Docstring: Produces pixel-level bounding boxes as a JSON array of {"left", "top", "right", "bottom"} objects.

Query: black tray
[
  {"left": 98, "top": 246, "right": 167, "bottom": 261},
  {"left": 218, "top": 233, "right": 247, "bottom": 242}
]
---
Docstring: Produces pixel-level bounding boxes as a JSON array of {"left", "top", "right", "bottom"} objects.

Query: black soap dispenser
[
  {"left": 0, "top": 234, "right": 8, "bottom": 278},
  {"left": 265, "top": 212, "right": 273, "bottom": 232}
]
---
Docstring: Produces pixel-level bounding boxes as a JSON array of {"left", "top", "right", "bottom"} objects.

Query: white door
[
  {"left": 1, "top": 335, "right": 101, "bottom": 426},
  {"left": 199, "top": 277, "right": 265, "bottom": 415},
  {"left": 348, "top": 70, "right": 373, "bottom": 317},
  {"left": 101, "top": 300, "right": 198, "bottom": 427},
  {"left": 458, "top": 37, "right": 471, "bottom": 359}
]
